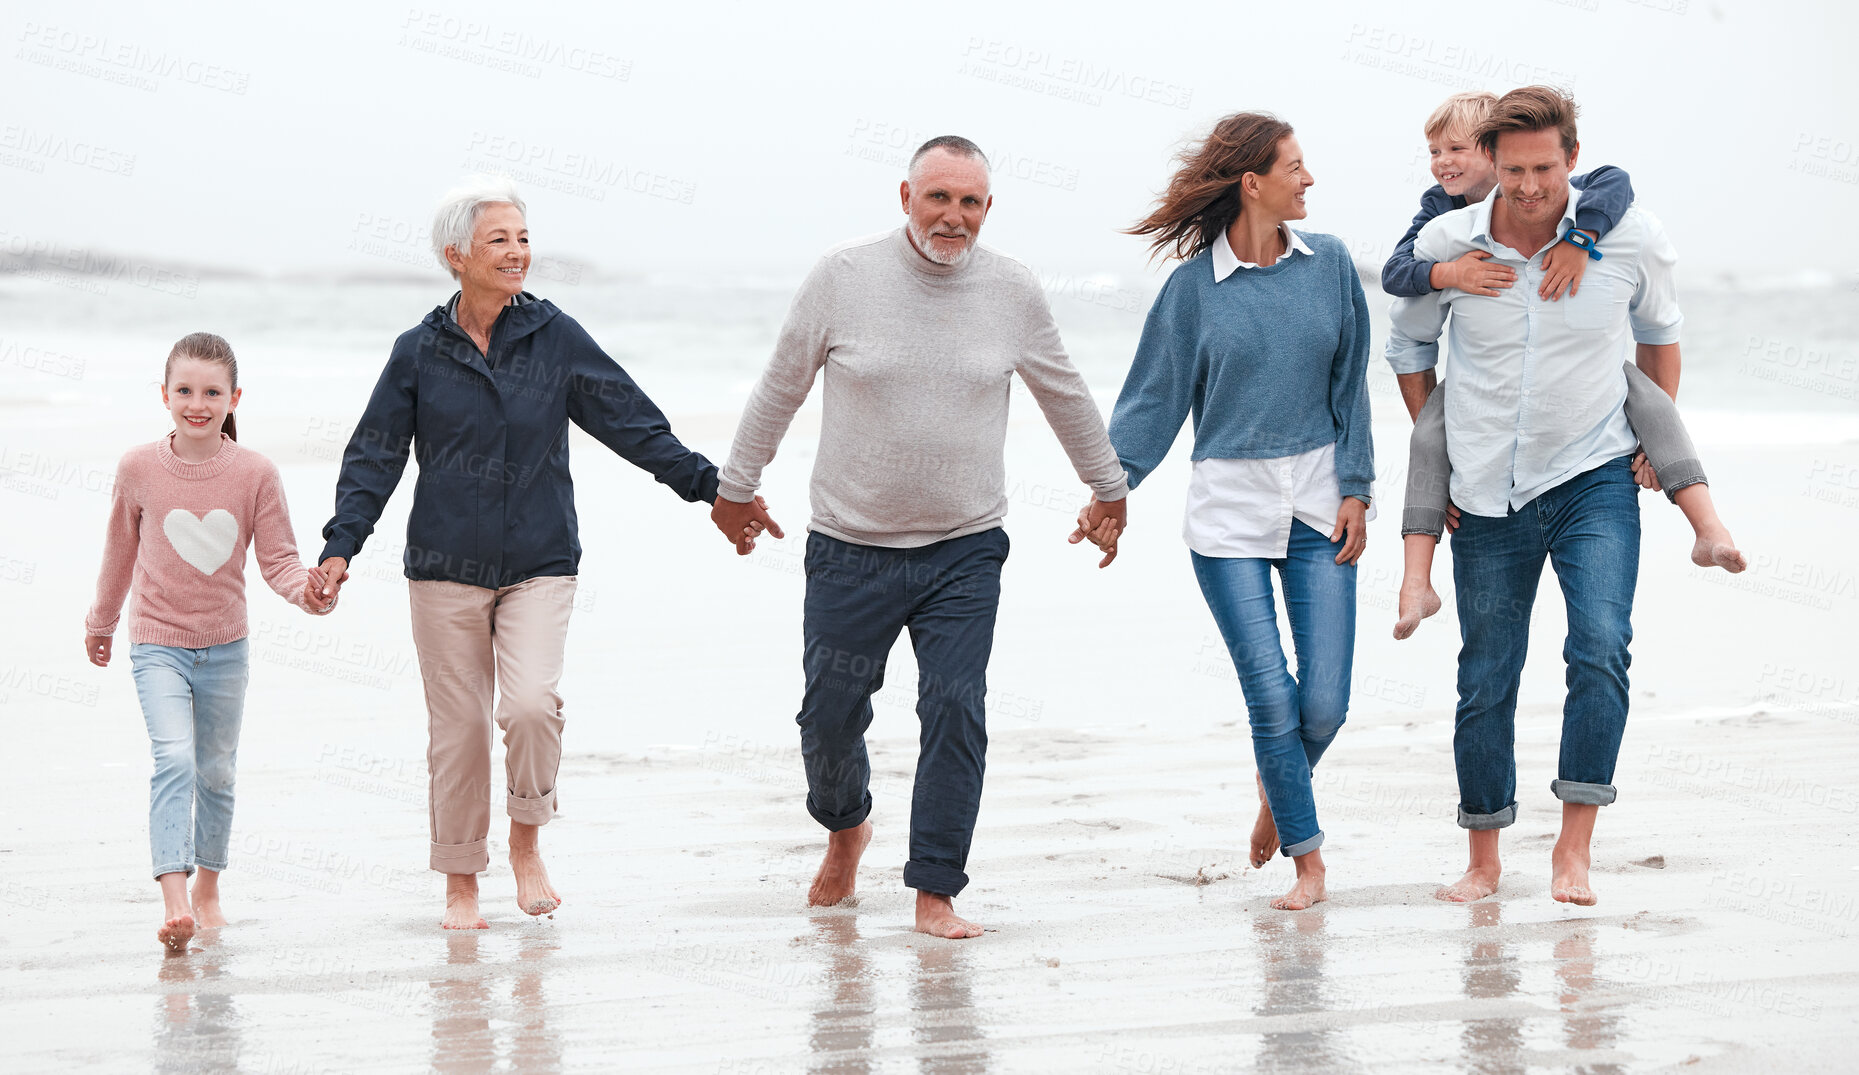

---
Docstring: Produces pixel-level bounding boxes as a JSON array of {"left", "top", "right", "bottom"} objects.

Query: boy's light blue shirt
[{"left": 1385, "top": 187, "right": 1684, "bottom": 518}]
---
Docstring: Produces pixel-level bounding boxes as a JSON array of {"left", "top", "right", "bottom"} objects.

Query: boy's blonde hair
[{"left": 1424, "top": 91, "right": 1499, "bottom": 143}]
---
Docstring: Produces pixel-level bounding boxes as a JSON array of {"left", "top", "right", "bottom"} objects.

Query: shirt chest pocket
[{"left": 1561, "top": 274, "right": 1623, "bottom": 331}]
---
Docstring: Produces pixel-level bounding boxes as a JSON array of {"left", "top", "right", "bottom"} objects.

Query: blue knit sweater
[{"left": 1107, "top": 231, "right": 1374, "bottom": 499}]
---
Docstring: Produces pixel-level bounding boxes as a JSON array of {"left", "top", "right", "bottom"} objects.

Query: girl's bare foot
[
  {"left": 190, "top": 869, "right": 227, "bottom": 928},
  {"left": 509, "top": 822, "right": 560, "bottom": 916},
  {"left": 1249, "top": 773, "right": 1279, "bottom": 867},
  {"left": 158, "top": 914, "right": 196, "bottom": 952},
  {"left": 1689, "top": 527, "right": 1746, "bottom": 573},
  {"left": 1393, "top": 576, "right": 1443, "bottom": 640},
  {"left": 808, "top": 819, "right": 873, "bottom": 907},
  {"left": 914, "top": 891, "right": 983, "bottom": 939},
  {"left": 443, "top": 873, "right": 488, "bottom": 930}
]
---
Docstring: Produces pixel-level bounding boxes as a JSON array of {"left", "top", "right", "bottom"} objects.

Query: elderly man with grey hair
[
  {"left": 710, "top": 135, "right": 1129, "bottom": 938},
  {"left": 312, "top": 175, "right": 719, "bottom": 930}
]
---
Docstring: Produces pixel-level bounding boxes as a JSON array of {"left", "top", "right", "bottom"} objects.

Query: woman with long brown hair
[{"left": 1106, "top": 113, "right": 1374, "bottom": 910}]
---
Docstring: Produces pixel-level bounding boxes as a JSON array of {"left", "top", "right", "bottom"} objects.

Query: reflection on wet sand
[
  {"left": 909, "top": 942, "right": 989, "bottom": 1074},
  {"left": 430, "top": 930, "right": 563, "bottom": 1075},
  {"left": 1251, "top": 911, "right": 1347, "bottom": 1072},
  {"left": 1554, "top": 929, "right": 1624, "bottom": 1075},
  {"left": 806, "top": 915, "right": 874, "bottom": 1074},
  {"left": 1460, "top": 901, "right": 1524, "bottom": 1075},
  {"left": 154, "top": 938, "right": 242, "bottom": 1074}
]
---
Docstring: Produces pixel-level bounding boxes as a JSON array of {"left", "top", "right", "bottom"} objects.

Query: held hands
[
  {"left": 306, "top": 557, "right": 350, "bottom": 612},
  {"left": 1538, "top": 231, "right": 1595, "bottom": 301},
  {"left": 1330, "top": 498, "right": 1368, "bottom": 565},
  {"left": 1438, "top": 250, "right": 1516, "bottom": 297},
  {"left": 710, "top": 495, "right": 784, "bottom": 555},
  {"left": 84, "top": 634, "right": 112, "bottom": 668},
  {"left": 1445, "top": 501, "right": 1462, "bottom": 534},
  {"left": 1630, "top": 450, "right": 1662, "bottom": 492},
  {"left": 1068, "top": 496, "right": 1127, "bottom": 568}
]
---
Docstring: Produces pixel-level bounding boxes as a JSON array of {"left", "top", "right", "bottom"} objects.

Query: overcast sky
[{"left": 4, "top": 0, "right": 1855, "bottom": 285}]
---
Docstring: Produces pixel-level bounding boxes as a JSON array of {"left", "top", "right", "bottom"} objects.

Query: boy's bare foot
[
  {"left": 914, "top": 891, "right": 983, "bottom": 939},
  {"left": 1550, "top": 845, "right": 1597, "bottom": 906},
  {"left": 158, "top": 913, "right": 196, "bottom": 952},
  {"left": 808, "top": 819, "right": 873, "bottom": 907},
  {"left": 1250, "top": 772, "right": 1279, "bottom": 867},
  {"left": 443, "top": 873, "right": 488, "bottom": 930},
  {"left": 1436, "top": 865, "right": 1502, "bottom": 902},
  {"left": 1393, "top": 577, "right": 1443, "bottom": 640},
  {"left": 1271, "top": 857, "right": 1327, "bottom": 911},
  {"left": 1690, "top": 528, "right": 1746, "bottom": 574},
  {"left": 508, "top": 823, "right": 560, "bottom": 916}
]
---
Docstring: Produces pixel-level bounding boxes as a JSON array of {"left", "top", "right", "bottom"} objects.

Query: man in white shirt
[{"left": 1385, "top": 86, "right": 1684, "bottom": 907}]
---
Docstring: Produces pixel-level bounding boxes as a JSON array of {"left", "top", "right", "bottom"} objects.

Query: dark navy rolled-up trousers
[{"left": 797, "top": 527, "right": 1008, "bottom": 897}]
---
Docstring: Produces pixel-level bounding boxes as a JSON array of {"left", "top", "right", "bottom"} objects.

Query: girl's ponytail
[{"left": 165, "top": 332, "right": 240, "bottom": 441}]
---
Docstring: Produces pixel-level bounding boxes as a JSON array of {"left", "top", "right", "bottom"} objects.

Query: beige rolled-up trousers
[{"left": 408, "top": 575, "right": 576, "bottom": 874}]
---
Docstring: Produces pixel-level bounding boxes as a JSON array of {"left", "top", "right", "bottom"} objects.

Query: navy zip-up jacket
[
  {"left": 319, "top": 293, "right": 719, "bottom": 588},
  {"left": 1379, "top": 166, "right": 1634, "bottom": 297}
]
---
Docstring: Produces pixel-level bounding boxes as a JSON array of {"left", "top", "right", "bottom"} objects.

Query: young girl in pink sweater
[{"left": 84, "top": 333, "right": 333, "bottom": 952}]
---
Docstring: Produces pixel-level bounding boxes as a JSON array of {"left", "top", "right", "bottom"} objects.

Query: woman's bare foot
[
  {"left": 1270, "top": 852, "right": 1327, "bottom": 911},
  {"left": 1550, "top": 845, "right": 1597, "bottom": 906},
  {"left": 914, "top": 891, "right": 983, "bottom": 939},
  {"left": 1393, "top": 576, "right": 1443, "bottom": 640},
  {"left": 158, "top": 913, "right": 196, "bottom": 952},
  {"left": 1436, "top": 866, "right": 1501, "bottom": 903},
  {"left": 443, "top": 873, "right": 488, "bottom": 930},
  {"left": 509, "top": 822, "right": 560, "bottom": 917},
  {"left": 1249, "top": 773, "right": 1279, "bottom": 867},
  {"left": 1689, "top": 527, "right": 1746, "bottom": 573},
  {"left": 190, "top": 869, "right": 227, "bottom": 928},
  {"left": 808, "top": 819, "right": 873, "bottom": 907}
]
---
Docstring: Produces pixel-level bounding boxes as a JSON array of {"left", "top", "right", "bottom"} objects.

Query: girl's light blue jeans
[
  {"left": 129, "top": 639, "right": 249, "bottom": 878},
  {"left": 1191, "top": 521, "right": 1356, "bottom": 857}
]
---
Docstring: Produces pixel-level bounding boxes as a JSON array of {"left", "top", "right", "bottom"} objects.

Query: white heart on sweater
[{"left": 163, "top": 509, "right": 239, "bottom": 576}]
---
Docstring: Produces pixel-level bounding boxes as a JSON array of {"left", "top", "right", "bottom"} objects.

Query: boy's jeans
[{"left": 130, "top": 639, "right": 249, "bottom": 878}]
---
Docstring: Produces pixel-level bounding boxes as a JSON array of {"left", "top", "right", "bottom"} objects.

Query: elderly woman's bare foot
[
  {"left": 1393, "top": 576, "right": 1442, "bottom": 640},
  {"left": 808, "top": 820, "right": 873, "bottom": 907},
  {"left": 914, "top": 892, "right": 983, "bottom": 939},
  {"left": 1550, "top": 845, "right": 1598, "bottom": 906},
  {"left": 443, "top": 873, "right": 488, "bottom": 930},
  {"left": 157, "top": 913, "right": 196, "bottom": 952},
  {"left": 509, "top": 821, "right": 560, "bottom": 916},
  {"left": 1250, "top": 773, "right": 1280, "bottom": 867}
]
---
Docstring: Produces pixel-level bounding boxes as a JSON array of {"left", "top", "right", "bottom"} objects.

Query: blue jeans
[
  {"left": 1450, "top": 456, "right": 1640, "bottom": 828},
  {"left": 797, "top": 528, "right": 1007, "bottom": 897},
  {"left": 129, "top": 640, "right": 249, "bottom": 878},
  {"left": 1191, "top": 521, "right": 1356, "bottom": 857}
]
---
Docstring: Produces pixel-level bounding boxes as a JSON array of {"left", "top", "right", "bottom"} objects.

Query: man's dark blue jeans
[
  {"left": 1450, "top": 456, "right": 1641, "bottom": 829},
  {"left": 797, "top": 527, "right": 1008, "bottom": 897}
]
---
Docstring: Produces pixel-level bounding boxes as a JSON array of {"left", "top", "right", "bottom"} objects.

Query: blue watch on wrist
[{"left": 1560, "top": 228, "right": 1602, "bottom": 261}]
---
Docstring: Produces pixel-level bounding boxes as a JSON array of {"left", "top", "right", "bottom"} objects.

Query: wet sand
[{"left": 5, "top": 410, "right": 1858, "bottom": 1072}]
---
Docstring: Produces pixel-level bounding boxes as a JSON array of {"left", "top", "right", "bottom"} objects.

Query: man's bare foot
[
  {"left": 158, "top": 913, "right": 196, "bottom": 952},
  {"left": 190, "top": 869, "right": 227, "bottom": 927},
  {"left": 1393, "top": 576, "right": 1443, "bottom": 640},
  {"left": 914, "top": 891, "right": 983, "bottom": 939},
  {"left": 1271, "top": 859, "right": 1327, "bottom": 911},
  {"left": 509, "top": 824, "right": 561, "bottom": 917},
  {"left": 1250, "top": 773, "right": 1279, "bottom": 867},
  {"left": 1690, "top": 528, "right": 1746, "bottom": 573},
  {"left": 1436, "top": 866, "right": 1502, "bottom": 903},
  {"left": 1550, "top": 845, "right": 1597, "bottom": 906},
  {"left": 443, "top": 873, "right": 488, "bottom": 930},
  {"left": 807, "top": 819, "right": 873, "bottom": 907}
]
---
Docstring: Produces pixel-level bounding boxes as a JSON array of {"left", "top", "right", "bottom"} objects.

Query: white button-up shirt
[
  {"left": 1183, "top": 225, "right": 1375, "bottom": 559},
  {"left": 1384, "top": 187, "right": 1684, "bottom": 518}
]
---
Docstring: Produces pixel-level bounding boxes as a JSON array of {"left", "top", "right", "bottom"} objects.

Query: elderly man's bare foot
[
  {"left": 1393, "top": 576, "right": 1443, "bottom": 640},
  {"left": 1436, "top": 866, "right": 1502, "bottom": 902},
  {"left": 442, "top": 873, "right": 488, "bottom": 930},
  {"left": 1550, "top": 845, "right": 1597, "bottom": 906},
  {"left": 1271, "top": 855, "right": 1327, "bottom": 910},
  {"left": 1690, "top": 528, "right": 1746, "bottom": 573},
  {"left": 1249, "top": 773, "right": 1279, "bottom": 867},
  {"left": 157, "top": 913, "right": 196, "bottom": 952},
  {"left": 808, "top": 820, "right": 873, "bottom": 907},
  {"left": 914, "top": 892, "right": 983, "bottom": 939}
]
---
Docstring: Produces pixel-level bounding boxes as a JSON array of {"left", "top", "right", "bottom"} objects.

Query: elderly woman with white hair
[{"left": 312, "top": 176, "right": 721, "bottom": 929}]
